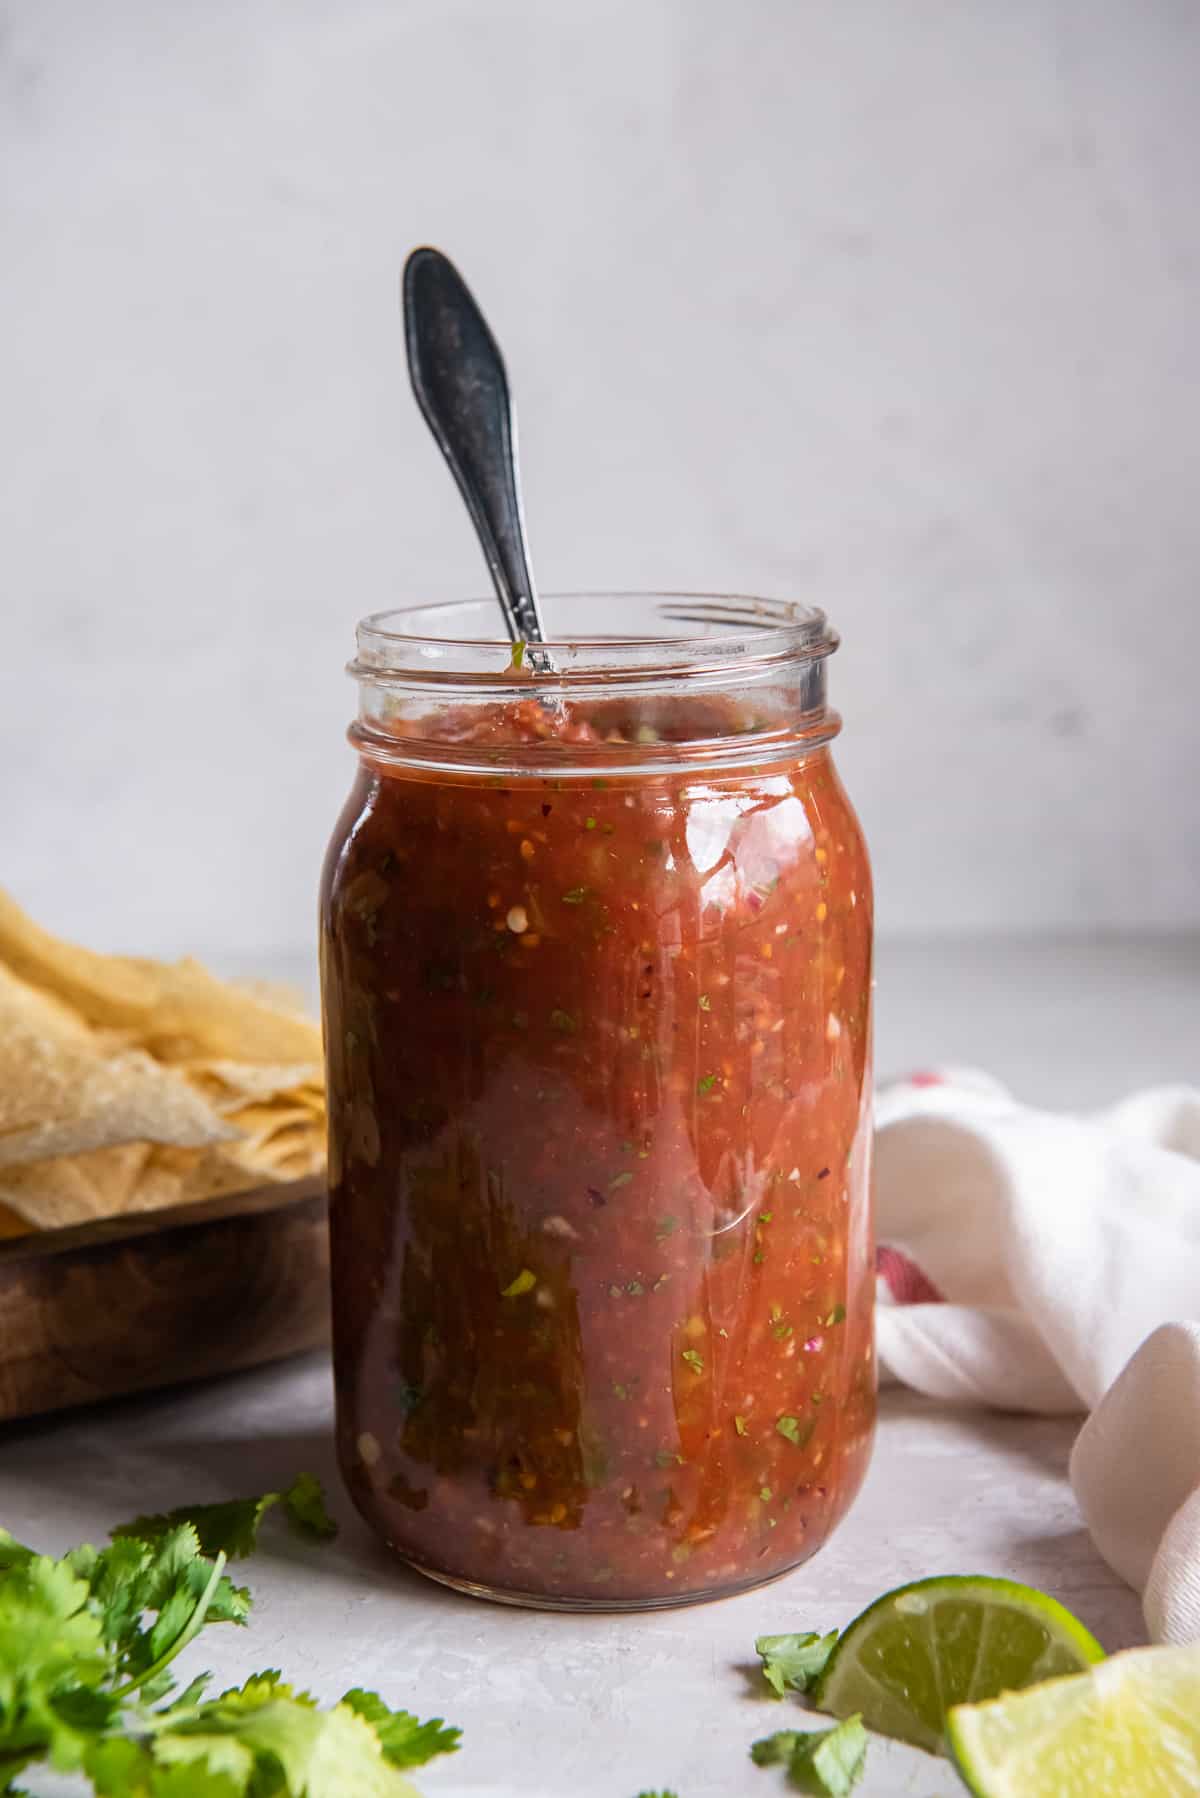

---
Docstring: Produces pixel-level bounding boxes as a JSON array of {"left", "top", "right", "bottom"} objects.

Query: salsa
[{"left": 321, "top": 690, "right": 874, "bottom": 1607}]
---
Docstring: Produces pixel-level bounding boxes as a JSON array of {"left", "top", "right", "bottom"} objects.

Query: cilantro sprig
[{"left": 0, "top": 1476, "right": 458, "bottom": 1798}]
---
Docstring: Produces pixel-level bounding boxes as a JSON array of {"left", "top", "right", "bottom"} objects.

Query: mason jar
[{"left": 320, "top": 593, "right": 875, "bottom": 1609}]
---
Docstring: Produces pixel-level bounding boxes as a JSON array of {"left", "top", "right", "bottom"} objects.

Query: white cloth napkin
[{"left": 873, "top": 1069, "right": 1200, "bottom": 1644}]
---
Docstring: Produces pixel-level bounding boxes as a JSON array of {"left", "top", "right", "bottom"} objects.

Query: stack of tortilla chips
[{"left": 0, "top": 890, "right": 325, "bottom": 1239}]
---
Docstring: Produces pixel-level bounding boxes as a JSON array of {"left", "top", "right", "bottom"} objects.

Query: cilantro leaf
[
  {"left": 789, "top": 1716, "right": 868, "bottom": 1794},
  {"left": 148, "top": 1677, "right": 425, "bottom": 1796},
  {"left": 340, "top": 1689, "right": 460, "bottom": 1768},
  {"left": 750, "top": 1718, "right": 867, "bottom": 1793},
  {"left": 112, "top": 1473, "right": 337, "bottom": 1560},
  {"left": 0, "top": 1555, "right": 109, "bottom": 1772},
  {"left": 283, "top": 1474, "right": 338, "bottom": 1543},
  {"left": 0, "top": 1530, "right": 34, "bottom": 1575},
  {"left": 751, "top": 1730, "right": 801, "bottom": 1765},
  {"left": 114, "top": 1496, "right": 279, "bottom": 1562},
  {"left": 74, "top": 1526, "right": 246, "bottom": 1704},
  {"left": 755, "top": 1630, "right": 838, "bottom": 1698}
]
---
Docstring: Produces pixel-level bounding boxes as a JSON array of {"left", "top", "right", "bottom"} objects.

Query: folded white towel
[{"left": 873, "top": 1070, "right": 1200, "bottom": 1644}]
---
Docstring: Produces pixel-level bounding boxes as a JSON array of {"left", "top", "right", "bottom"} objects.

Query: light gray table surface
[{"left": 2, "top": 935, "right": 1196, "bottom": 1797}]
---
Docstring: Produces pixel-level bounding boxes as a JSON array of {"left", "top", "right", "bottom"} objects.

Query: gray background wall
[{"left": 3, "top": 0, "right": 1198, "bottom": 958}]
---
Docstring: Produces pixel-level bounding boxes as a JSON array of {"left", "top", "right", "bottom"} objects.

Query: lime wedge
[
  {"left": 947, "top": 1642, "right": 1200, "bottom": 1796},
  {"left": 812, "top": 1575, "right": 1104, "bottom": 1754}
]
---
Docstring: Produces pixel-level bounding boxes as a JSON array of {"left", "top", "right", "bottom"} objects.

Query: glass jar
[{"left": 320, "top": 594, "right": 874, "bottom": 1609}]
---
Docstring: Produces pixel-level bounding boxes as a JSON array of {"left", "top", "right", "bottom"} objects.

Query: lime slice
[
  {"left": 947, "top": 1642, "right": 1200, "bottom": 1796},
  {"left": 813, "top": 1575, "right": 1105, "bottom": 1754}
]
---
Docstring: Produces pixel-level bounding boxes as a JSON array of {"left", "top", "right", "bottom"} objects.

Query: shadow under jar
[{"left": 320, "top": 594, "right": 875, "bottom": 1609}]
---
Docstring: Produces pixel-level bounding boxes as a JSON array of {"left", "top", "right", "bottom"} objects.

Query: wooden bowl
[{"left": 0, "top": 1179, "right": 330, "bottom": 1424}]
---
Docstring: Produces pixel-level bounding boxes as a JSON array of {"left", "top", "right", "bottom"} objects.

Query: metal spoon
[{"left": 402, "top": 247, "right": 550, "bottom": 663}]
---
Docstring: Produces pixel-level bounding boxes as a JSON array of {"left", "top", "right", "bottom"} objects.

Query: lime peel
[{"left": 812, "top": 1574, "right": 1105, "bottom": 1755}]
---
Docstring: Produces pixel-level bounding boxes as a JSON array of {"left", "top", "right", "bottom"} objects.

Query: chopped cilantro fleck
[
  {"left": 613, "top": 1382, "right": 630, "bottom": 1400},
  {"left": 696, "top": 1073, "right": 717, "bottom": 1095},
  {"left": 626, "top": 1280, "right": 645, "bottom": 1296},
  {"left": 501, "top": 1268, "right": 537, "bottom": 1298},
  {"left": 550, "top": 1008, "right": 577, "bottom": 1033},
  {"left": 585, "top": 816, "right": 597, "bottom": 829},
  {"left": 776, "top": 1414, "right": 812, "bottom": 1446},
  {"left": 759, "top": 1486, "right": 772, "bottom": 1503},
  {"left": 681, "top": 1348, "right": 704, "bottom": 1374},
  {"left": 609, "top": 1170, "right": 634, "bottom": 1190},
  {"left": 826, "top": 1302, "right": 847, "bottom": 1326},
  {"left": 655, "top": 1449, "right": 683, "bottom": 1469},
  {"left": 562, "top": 886, "right": 589, "bottom": 904},
  {"left": 656, "top": 1213, "right": 678, "bottom": 1239}
]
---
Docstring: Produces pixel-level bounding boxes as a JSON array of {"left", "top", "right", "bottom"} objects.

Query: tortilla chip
[
  {"left": 0, "top": 1143, "right": 155, "bottom": 1229},
  {"left": 122, "top": 1146, "right": 257, "bottom": 1211},
  {"left": 0, "top": 890, "right": 327, "bottom": 1230},
  {"left": 124, "top": 958, "right": 322, "bottom": 1063},
  {"left": 179, "top": 1059, "right": 325, "bottom": 1112},
  {"left": 0, "top": 890, "right": 322, "bottom": 1064},
  {"left": 227, "top": 975, "right": 313, "bottom": 1014},
  {"left": 0, "top": 966, "right": 233, "bottom": 1167},
  {"left": 0, "top": 889, "right": 159, "bottom": 1020}
]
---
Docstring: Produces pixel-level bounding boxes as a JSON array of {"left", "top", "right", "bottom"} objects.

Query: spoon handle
[{"left": 403, "top": 248, "right": 547, "bottom": 647}]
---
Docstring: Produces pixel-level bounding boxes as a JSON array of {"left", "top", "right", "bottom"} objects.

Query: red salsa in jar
[{"left": 321, "top": 595, "right": 874, "bottom": 1607}]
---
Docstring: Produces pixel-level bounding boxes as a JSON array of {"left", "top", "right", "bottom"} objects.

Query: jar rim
[{"left": 351, "top": 592, "right": 836, "bottom": 686}]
